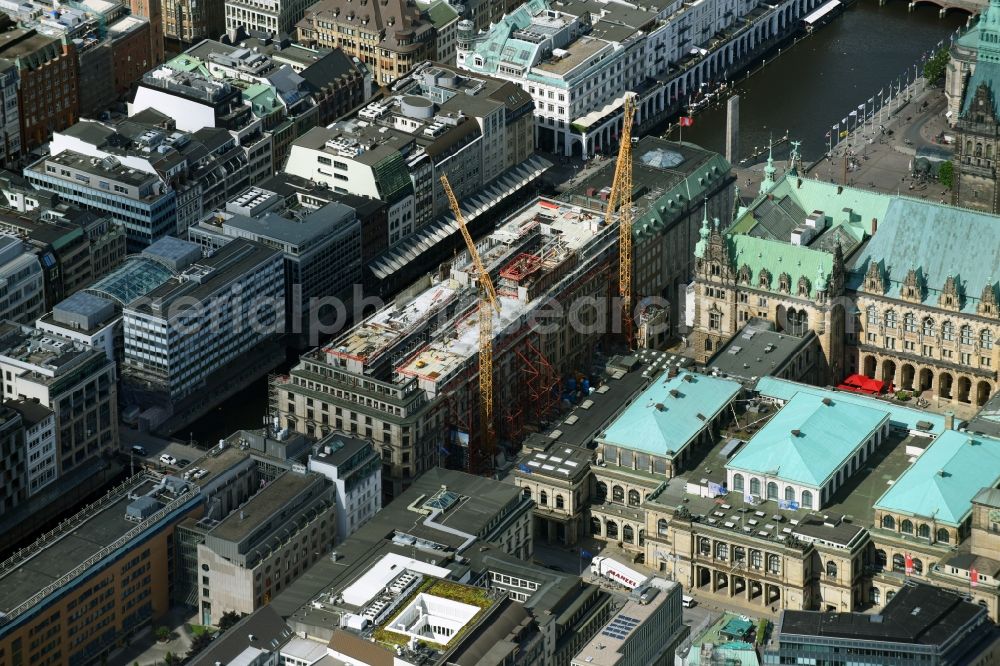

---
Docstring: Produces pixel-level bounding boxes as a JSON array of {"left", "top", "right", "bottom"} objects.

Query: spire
[
  {"left": 694, "top": 202, "right": 711, "bottom": 259},
  {"left": 817, "top": 262, "right": 828, "bottom": 290},
  {"left": 760, "top": 140, "right": 777, "bottom": 196}
]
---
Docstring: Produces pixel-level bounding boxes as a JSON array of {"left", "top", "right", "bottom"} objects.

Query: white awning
[{"left": 803, "top": 0, "right": 840, "bottom": 24}]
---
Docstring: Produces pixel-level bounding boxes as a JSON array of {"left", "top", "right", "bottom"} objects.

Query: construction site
[
  {"left": 282, "top": 195, "right": 620, "bottom": 478},
  {"left": 271, "top": 96, "right": 732, "bottom": 485}
]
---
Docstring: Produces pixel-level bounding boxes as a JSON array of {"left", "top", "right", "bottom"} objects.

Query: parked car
[
  {"left": 131, "top": 445, "right": 147, "bottom": 456},
  {"left": 159, "top": 454, "right": 177, "bottom": 465}
]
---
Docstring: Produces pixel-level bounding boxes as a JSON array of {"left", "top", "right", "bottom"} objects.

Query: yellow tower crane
[
  {"left": 440, "top": 174, "right": 500, "bottom": 474},
  {"left": 605, "top": 93, "right": 637, "bottom": 348}
]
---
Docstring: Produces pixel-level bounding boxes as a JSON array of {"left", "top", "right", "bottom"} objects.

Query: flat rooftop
[
  {"left": 534, "top": 36, "right": 609, "bottom": 76},
  {"left": 395, "top": 198, "right": 611, "bottom": 390},
  {"left": 573, "top": 580, "right": 679, "bottom": 666},
  {"left": 38, "top": 151, "right": 159, "bottom": 191},
  {"left": 0, "top": 475, "right": 194, "bottom": 619},
  {"left": 600, "top": 370, "right": 741, "bottom": 458},
  {"left": 708, "top": 322, "right": 812, "bottom": 382},
  {"left": 779, "top": 583, "right": 983, "bottom": 645},
  {"left": 209, "top": 470, "right": 319, "bottom": 543},
  {"left": 219, "top": 202, "right": 356, "bottom": 248}
]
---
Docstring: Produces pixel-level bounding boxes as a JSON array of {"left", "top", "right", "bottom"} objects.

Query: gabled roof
[
  {"left": 600, "top": 370, "right": 741, "bottom": 457},
  {"left": 846, "top": 197, "right": 1000, "bottom": 313},
  {"left": 874, "top": 430, "right": 1000, "bottom": 525},
  {"left": 728, "top": 393, "right": 888, "bottom": 486}
]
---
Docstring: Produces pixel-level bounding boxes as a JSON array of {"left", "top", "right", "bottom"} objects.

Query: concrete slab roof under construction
[{"left": 394, "top": 197, "right": 612, "bottom": 396}]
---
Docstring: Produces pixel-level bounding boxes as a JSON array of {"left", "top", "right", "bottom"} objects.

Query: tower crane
[
  {"left": 440, "top": 174, "right": 500, "bottom": 474},
  {"left": 604, "top": 93, "right": 637, "bottom": 348}
]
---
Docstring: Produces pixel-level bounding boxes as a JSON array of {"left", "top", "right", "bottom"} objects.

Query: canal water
[
  {"left": 682, "top": 0, "right": 966, "bottom": 161},
  {"left": 184, "top": 0, "right": 965, "bottom": 446}
]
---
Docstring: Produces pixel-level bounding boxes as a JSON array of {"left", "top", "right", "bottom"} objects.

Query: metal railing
[{"left": 0, "top": 478, "right": 198, "bottom": 627}]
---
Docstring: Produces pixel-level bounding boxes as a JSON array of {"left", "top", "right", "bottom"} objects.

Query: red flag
[
  {"left": 679, "top": 116, "right": 694, "bottom": 127},
  {"left": 905, "top": 554, "right": 913, "bottom": 575},
  {"left": 971, "top": 566, "right": 979, "bottom": 587}
]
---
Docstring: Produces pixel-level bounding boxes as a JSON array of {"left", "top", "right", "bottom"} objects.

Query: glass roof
[{"left": 87, "top": 257, "right": 176, "bottom": 305}]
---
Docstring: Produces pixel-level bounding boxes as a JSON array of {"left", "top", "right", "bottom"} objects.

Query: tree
[
  {"left": 155, "top": 626, "right": 171, "bottom": 643},
  {"left": 938, "top": 160, "right": 954, "bottom": 189},
  {"left": 923, "top": 48, "right": 950, "bottom": 86},
  {"left": 163, "top": 652, "right": 177, "bottom": 666},
  {"left": 218, "top": 611, "right": 242, "bottom": 632},
  {"left": 187, "top": 631, "right": 214, "bottom": 659}
]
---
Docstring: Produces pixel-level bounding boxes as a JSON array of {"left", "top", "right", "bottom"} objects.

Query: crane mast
[
  {"left": 605, "top": 94, "right": 637, "bottom": 348},
  {"left": 440, "top": 174, "right": 500, "bottom": 474}
]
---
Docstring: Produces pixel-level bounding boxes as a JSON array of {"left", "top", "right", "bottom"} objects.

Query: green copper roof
[
  {"left": 727, "top": 393, "right": 888, "bottom": 487},
  {"left": 635, "top": 149, "right": 732, "bottom": 240},
  {"left": 600, "top": 370, "right": 741, "bottom": 457},
  {"left": 245, "top": 83, "right": 282, "bottom": 116},
  {"left": 165, "top": 54, "right": 210, "bottom": 76},
  {"left": 873, "top": 430, "right": 1000, "bottom": 526},
  {"left": 847, "top": 197, "right": 1000, "bottom": 314},
  {"left": 755, "top": 377, "right": 947, "bottom": 435},
  {"left": 961, "top": 60, "right": 1000, "bottom": 117},
  {"left": 729, "top": 234, "right": 833, "bottom": 298}
]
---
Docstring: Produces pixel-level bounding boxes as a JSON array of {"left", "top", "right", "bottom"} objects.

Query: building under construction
[{"left": 271, "top": 197, "right": 617, "bottom": 496}]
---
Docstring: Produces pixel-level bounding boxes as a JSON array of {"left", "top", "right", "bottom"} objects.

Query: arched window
[
  {"left": 657, "top": 518, "right": 668, "bottom": 535},
  {"left": 983, "top": 329, "right": 994, "bottom": 350},
  {"left": 734, "top": 546, "right": 746, "bottom": 563},
  {"left": 555, "top": 494, "right": 565, "bottom": 509},
  {"left": 870, "top": 587, "right": 880, "bottom": 604},
  {"left": 884, "top": 310, "right": 896, "bottom": 328},
  {"left": 522, "top": 487, "right": 531, "bottom": 499},
  {"left": 876, "top": 549, "right": 887, "bottom": 568},
  {"left": 802, "top": 490, "right": 813, "bottom": 509},
  {"left": 901, "top": 519, "right": 913, "bottom": 535},
  {"left": 638, "top": 529, "right": 645, "bottom": 546},
  {"left": 596, "top": 482, "right": 608, "bottom": 502},
  {"left": 759, "top": 269, "right": 771, "bottom": 289},
  {"left": 716, "top": 542, "right": 728, "bottom": 560},
  {"left": 904, "top": 312, "right": 916, "bottom": 332},
  {"left": 539, "top": 490, "right": 548, "bottom": 506},
  {"left": 923, "top": 317, "right": 935, "bottom": 336},
  {"left": 943, "top": 321, "right": 954, "bottom": 341},
  {"left": 750, "top": 478, "right": 761, "bottom": 496},
  {"left": 591, "top": 517, "right": 601, "bottom": 534},
  {"left": 886, "top": 591, "right": 895, "bottom": 603},
  {"left": 767, "top": 554, "right": 780, "bottom": 574},
  {"left": 936, "top": 528, "right": 950, "bottom": 544},
  {"left": 606, "top": 521, "right": 619, "bottom": 540},
  {"left": 628, "top": 489, "right": 640, "bottom": 506},
  {"left": 785, "top": 486, "right": 795, "bottom": 501},
  {"left": 976, "top": 143, "right": 984, "bottom": 157},
  {"left": 966, "top": 140, "right": 973, "bottom": 155},
  {"left": 612, "top": 485, "right": 624, "bottom": 503},
  {"left": 918, "top": 524, "right": 930, "bottom": 539},
  {"left": 988, "top": 145, "right": 994, "bottom": 159},
  {"left": 867, "top": 305, "right": 878, "bottom": 325},
  {"left": 750, "top": 550, "right": 762, "bottom": 569},
  {"left": 623, "top": 525, "right": 634, "bottom": 544},
  {"left": 892, "top": 553, "right": 905, "bottom": 572},
  {"left": 766, "top": 482, "right": 778, "bottom": 500},
  {"left": 826, "top": 561, "right": 837, "bottom": 578},
  {"left": 913, "top": 558, "right": 923, "bottom": 575},
  {"left": 732, "top": 474, "right": 744, "bottom": 492},
  {"left": 779, "top": 273, "right": 791, "bottom": 292},
  {"left": 961, "top": 325, "right": 973, "bottom": 345},
  {"left": 882, "top": 515, "right": 895, "bottom": 530},
  {"left": 699, "top": 537, "right": 711, "bottom": 555}
]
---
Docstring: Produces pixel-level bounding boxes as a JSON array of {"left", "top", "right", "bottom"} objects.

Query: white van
[{"left": 681, "top": 595, "right": 695, "bottom": 608}]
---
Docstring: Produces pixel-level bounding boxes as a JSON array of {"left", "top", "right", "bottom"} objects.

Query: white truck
[{"left": 590, "top": 556, "right": 650, "bottom": 589}]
